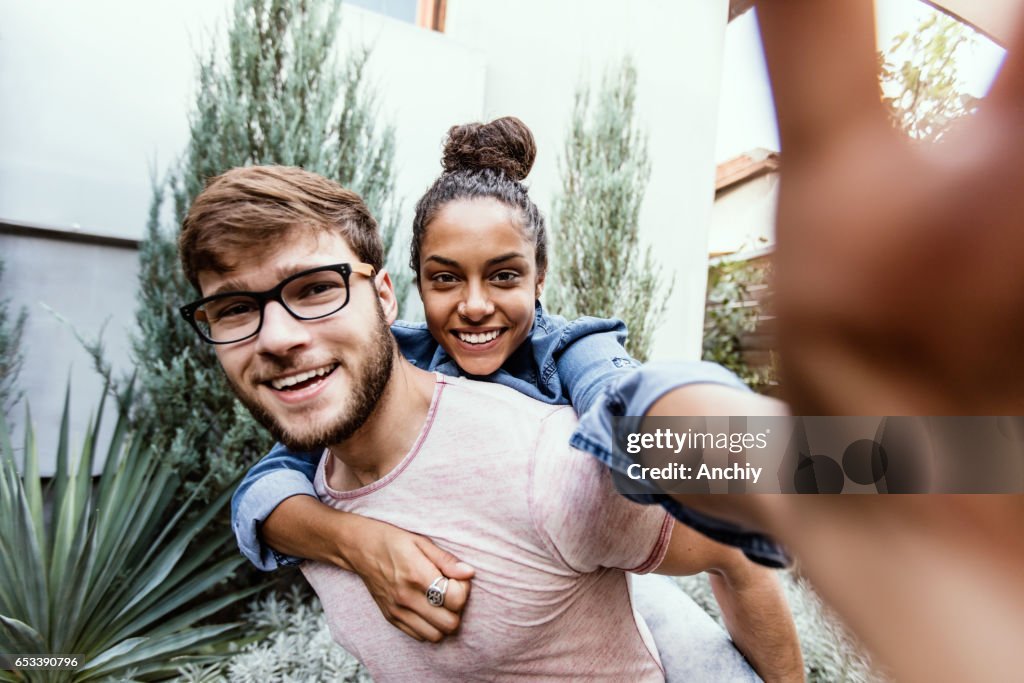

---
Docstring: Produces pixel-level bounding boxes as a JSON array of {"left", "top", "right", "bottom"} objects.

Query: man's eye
[
  {"left": 208, "top": 299, "right": 257, "bottom": 321},
  {"left": 297, "top": 280, "right": 342, "bottom": 299}
]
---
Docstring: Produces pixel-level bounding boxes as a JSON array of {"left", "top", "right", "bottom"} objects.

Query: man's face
[{"left": 198, "top": 232, "right": 395, "bottom": 451}]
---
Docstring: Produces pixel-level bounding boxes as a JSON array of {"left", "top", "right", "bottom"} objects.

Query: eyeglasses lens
[{"left": 197, "top": 269, "right": 348, "bottom": 343}]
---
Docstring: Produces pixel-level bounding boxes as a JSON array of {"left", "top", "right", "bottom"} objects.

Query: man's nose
[
  {"left": 459, "top": 284, "right": 495, "bottom": 321},
  {"left": 254, "top": 300, "right": 312, "bottom": 355}
]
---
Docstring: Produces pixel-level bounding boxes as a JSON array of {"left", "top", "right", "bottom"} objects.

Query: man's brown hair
[{"left": 179, "top": 165, "right": 384, "bottom": 290}]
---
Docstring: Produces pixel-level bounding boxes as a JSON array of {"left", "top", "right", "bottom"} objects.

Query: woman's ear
[
  {"left": 375, "top": 269, "right": 399, "bottom": 324},
  {"left": 535, "top": 270, "right": 546, "bottom": 299}
]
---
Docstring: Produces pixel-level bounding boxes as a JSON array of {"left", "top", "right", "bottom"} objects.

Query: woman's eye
[
  {"left": 492, "top": 271, "right": 521, "bottom": 284},
  {"left": 431, "top": 273, "right": 459, "bottom": 285}
]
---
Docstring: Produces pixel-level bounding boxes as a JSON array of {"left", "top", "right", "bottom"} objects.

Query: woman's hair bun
[{"left": 441, "top": 116, "right": 536, "bottom": 181}]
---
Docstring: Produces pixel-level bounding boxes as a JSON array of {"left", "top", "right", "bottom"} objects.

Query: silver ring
[{"left": 426, "top": 576, "right": 449, "bottom": 607}]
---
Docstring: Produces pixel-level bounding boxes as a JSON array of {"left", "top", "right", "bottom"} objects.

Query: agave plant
[{"left": 0, "top": 384, "right": 259, "bottom": 681}]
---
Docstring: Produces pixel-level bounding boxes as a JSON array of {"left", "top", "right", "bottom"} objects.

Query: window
[
  {"left": 342, "top": 0, "right": 445, "bottom": 31},
  {"left": 344, "top": 0, "right": 416, "bottom": 23}
]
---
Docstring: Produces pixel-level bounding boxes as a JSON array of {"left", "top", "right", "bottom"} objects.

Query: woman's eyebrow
[
  {"left": 485, "top": 252, "right": 526, "bottom": 266},
  {"left": 424, "top": 252, "right": 526, "bottom": 268},
  {"left": 424, "top": 255, "right": 459, "bottom": 267}
]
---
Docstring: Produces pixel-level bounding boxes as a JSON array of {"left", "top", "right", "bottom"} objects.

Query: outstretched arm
[
  {"left": 758, "top": 3, "right": 1024, "bottom": 680},
  {"left": 665, "top": 3, "right": 1024, "bottom": 680},
  {"left": 655, "top": 521, "right": 803, "bottom": 682}
]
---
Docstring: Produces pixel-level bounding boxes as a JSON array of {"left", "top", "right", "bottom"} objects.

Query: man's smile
[{"left": 264, "top": 362, "right": 340, "bottom": 391}]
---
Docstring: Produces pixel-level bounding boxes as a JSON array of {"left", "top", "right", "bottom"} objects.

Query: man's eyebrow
[
  {"left": 208, "top": 278, "right": 252, "bottom": 297},
  {"left": 207, "top": 264, "right": 320, "bottom": 297}
]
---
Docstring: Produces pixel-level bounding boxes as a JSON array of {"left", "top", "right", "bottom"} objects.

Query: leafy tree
[
  {"left": 0, "top": 261, "right": 27, "bottom": 421},
  {"left": 133, "top": 0, "right": 405, "bottom": 500},
  {"left": 546, "top": 57, "right": 671, "bottom": 362},
  {"left": 880, "top": 10, "right": 981, "bottom": 142},
  {"left": 702, "top": 257, "right": 776, "bottom": 393}
]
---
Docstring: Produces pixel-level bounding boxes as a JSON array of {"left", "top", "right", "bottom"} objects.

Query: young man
[{"left": 178, "top": 165, "right": 802, "bottom": 681}]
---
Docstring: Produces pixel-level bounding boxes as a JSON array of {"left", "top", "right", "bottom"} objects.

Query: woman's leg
[{"left": 632, "top": 573, "right": 760, "bottom": 682}]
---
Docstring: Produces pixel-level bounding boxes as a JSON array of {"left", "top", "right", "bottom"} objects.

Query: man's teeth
[
  {"left": 457, "top": 330, "right": 500, "bottom": 345},
  {"left": 271, "top": 365, "right": 335, "bottom": 390}
]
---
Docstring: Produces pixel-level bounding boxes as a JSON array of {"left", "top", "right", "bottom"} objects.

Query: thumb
[{"left": 417, "top": 538, "right": 475, "bottom": 580}]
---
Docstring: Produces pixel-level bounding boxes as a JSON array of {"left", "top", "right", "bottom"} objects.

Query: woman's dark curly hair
[{"left": 410, "top": 116, "right": 547, "bottom": 281}]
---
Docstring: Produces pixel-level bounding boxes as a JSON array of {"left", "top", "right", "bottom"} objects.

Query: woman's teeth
[{"left": 457, "top": 330, "right": 501, "bottom": 345}]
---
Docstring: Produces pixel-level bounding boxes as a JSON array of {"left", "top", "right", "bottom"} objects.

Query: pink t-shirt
[{"left": 302, "top": 374, "right": 673, "bottom": 682}]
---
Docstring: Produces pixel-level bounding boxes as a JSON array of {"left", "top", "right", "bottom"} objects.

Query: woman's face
[{"left": 418, "top": 197, "right": 543, "bottom": 376}]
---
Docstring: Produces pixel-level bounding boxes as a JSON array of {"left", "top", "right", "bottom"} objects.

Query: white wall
[
  {"left": 0, "top": 1, "right": 482, "bottom": 471},
  {"left": 715, "top": 10, "right": 778, "bottom": 163},
  {"left": 0, "top": 0, "right": 229, "bottom": 238},
  {"left": 334, "top": 8, "right": 487, "bottom": 317},
  {"left": 446, "top": 0, "right": 730, "bottom": 360},
  {"left": 1, "top": 228, "right": 139, "bottom": 474},
  {"left": 710, "top": 172, "right": 778, "bottom": 256},
  {"left": 0, "top": 1, "right": 483, "bottom": 245}
]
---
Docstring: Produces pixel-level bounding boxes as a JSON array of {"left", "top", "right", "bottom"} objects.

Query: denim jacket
[{"left": 231, "top": 303, "right": 787, "bottom": 570}]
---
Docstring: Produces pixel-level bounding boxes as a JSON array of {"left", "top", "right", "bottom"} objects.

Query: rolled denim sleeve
[
  {"left": 551, "top": 316, "right": 639, "bottom": 415},
  {"left": 231, "top": 443, "right": 323, "bottom": 571},
  {"left": 570, "top": 360, "right": 791, "bottom": 568}
]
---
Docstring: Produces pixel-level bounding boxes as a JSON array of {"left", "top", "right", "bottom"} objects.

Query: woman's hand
[
  {"left": 345, "top": 516, "right": 475, "bottom": 642},
  {"left": 261, "top": 495, "right": 475, "bottom": 642},
  {"left": 758, "top": 1, "right": 1024, "bottom": 416},
  {"left": 662, "top": 5, "right": 1024, "bottom": 681}
]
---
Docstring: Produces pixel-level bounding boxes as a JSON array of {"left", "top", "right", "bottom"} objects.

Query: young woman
[{"left": 233, "top": 117, "right": 784, "bottom": 679}]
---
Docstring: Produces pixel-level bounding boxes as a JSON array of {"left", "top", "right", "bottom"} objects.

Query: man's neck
[{"left": 325, "top": 358, "right": 437, "bottom": 491}]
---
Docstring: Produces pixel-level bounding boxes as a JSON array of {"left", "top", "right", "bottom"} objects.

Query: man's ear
[{"left": 375, "top": 269, "right": 399, "bottom": 324}]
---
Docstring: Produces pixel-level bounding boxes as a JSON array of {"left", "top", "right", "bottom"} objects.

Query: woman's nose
[{"left": 458, "top": 285, "right": 494, "bottom": 321}]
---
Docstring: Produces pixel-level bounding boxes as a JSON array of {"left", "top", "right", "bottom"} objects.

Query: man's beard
[{"left": 228, "top": 304, "right": 395, "bottom": 453}]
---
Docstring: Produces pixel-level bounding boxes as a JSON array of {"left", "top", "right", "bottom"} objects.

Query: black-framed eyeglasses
[{"left": 180, "top": 262, "right": 376, "bottom": 344}]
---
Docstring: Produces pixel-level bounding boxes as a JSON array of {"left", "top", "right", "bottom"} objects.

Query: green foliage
[
  {"left": 0, "top": 383, "right": 257, "bottom": 682},
  {"left": 880, "top": 11, "right": 981, "bottom": 142},
  {"left": 0, "top": 261, "right": 28, "bottom": 421},
  {"left": 546, "top": 56, "right": 671, "bottom": 362},
  {"left": 702, "top": 257, "right": 776, "bottom": 393},
  {"left": 175, "top": 587, "right": 368, "bottom": 683},
  {"left": 133, "top": 0, "right": 406, "bottom": 500},
  {"left": 676, "top": 574, "right": 886, "bottom": 683},
  {"left": 181, "top": 578, "right": 884, "bottom": 683}
]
